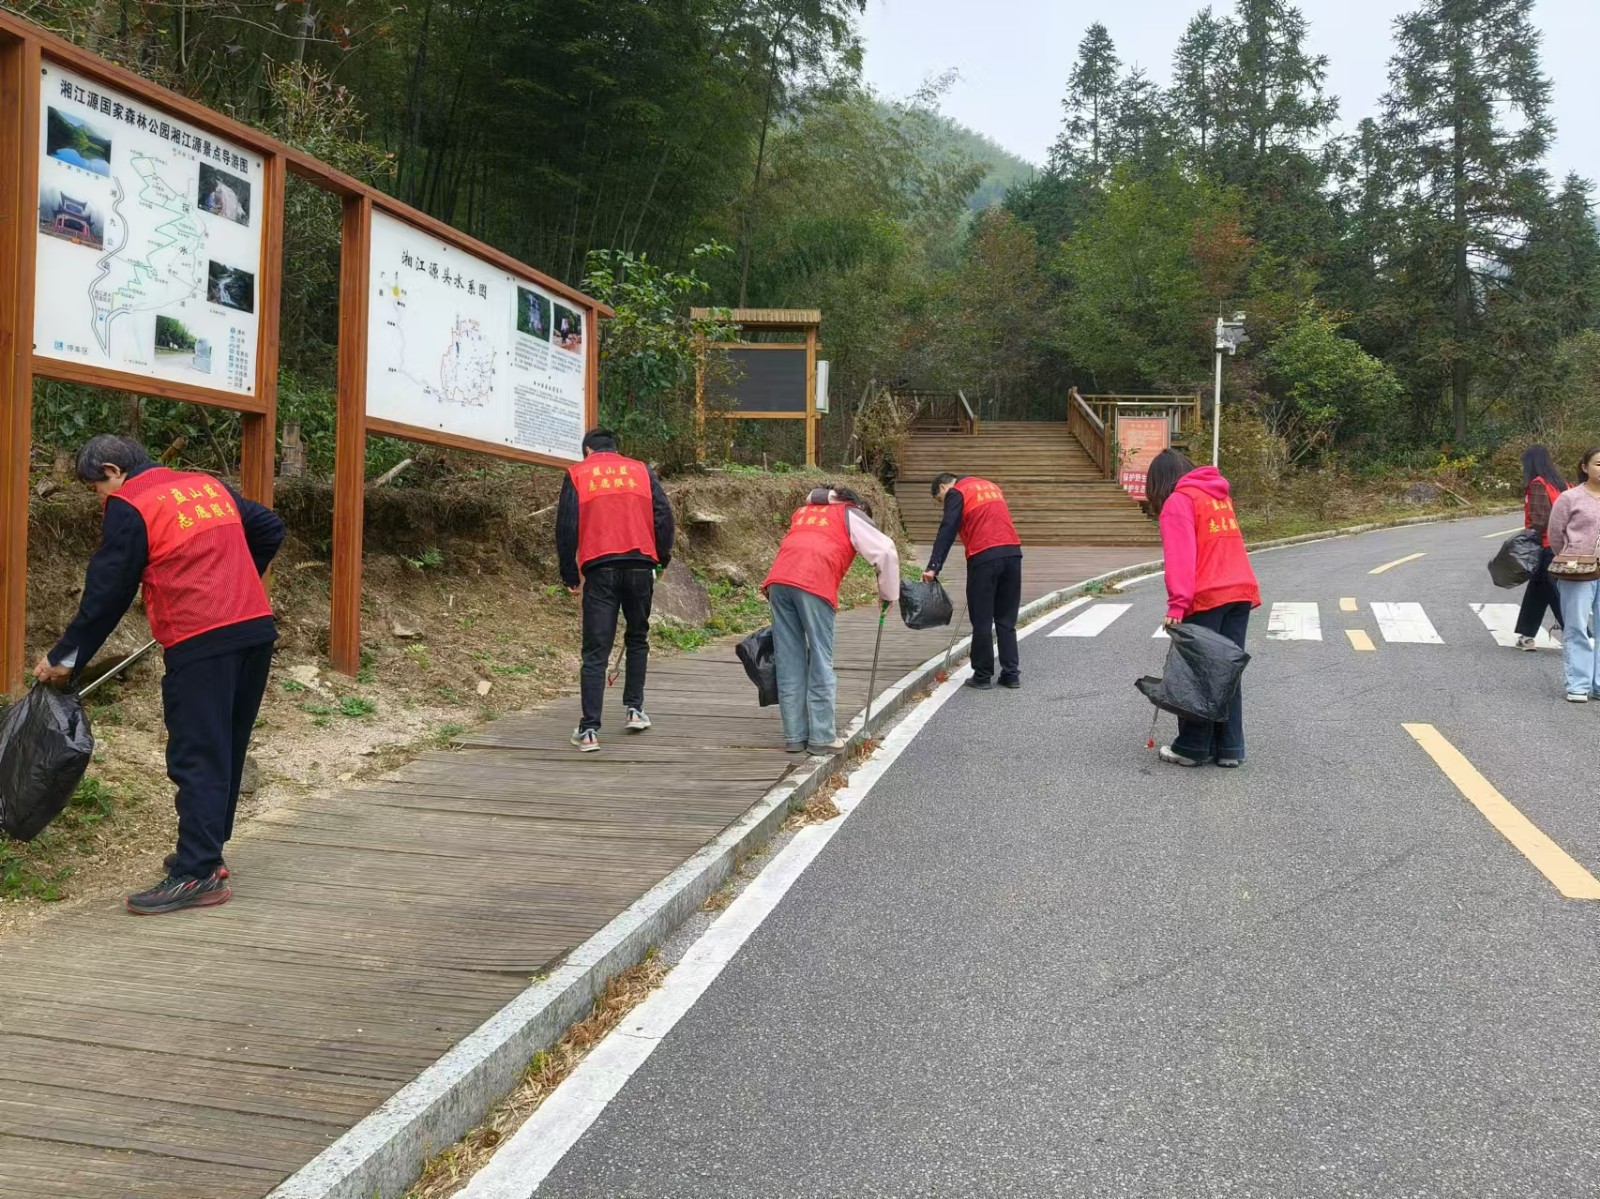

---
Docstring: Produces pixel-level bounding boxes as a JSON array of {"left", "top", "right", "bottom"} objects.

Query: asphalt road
[{"left": 534, "top": 513, "right": 1600, "bottom": 1199}]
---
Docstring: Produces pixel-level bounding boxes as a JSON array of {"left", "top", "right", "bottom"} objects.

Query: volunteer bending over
[
  {"left": 762, "top": 487, "right": 899, "bottom": 755},
  {"left": 35, "top": 435, "right": 285, "bottom": 915}
]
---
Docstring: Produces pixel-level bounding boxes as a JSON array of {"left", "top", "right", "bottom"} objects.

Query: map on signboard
[
  {"left": 367, "top": 210, "right": 587, "bottom": 462},
  {"left": 33, "top": 64, "right": 263, "bottom": 396}
]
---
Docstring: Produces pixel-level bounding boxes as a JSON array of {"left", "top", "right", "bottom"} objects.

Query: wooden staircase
[{"left": 895, "top": 421, "right": 1159, "bottom": 546}]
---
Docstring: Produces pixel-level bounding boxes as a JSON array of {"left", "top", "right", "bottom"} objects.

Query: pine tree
[
  {"left": 1170, "top": 7, "right": 1232, "bottom": 171},
  {"left": 1383, "top": 0, "right": 1554, "bottom": 442},
  {"left": 1050, "top": 23, "right": 1123, "bottom": 180},
  {"left": 1111, "top": 68, "right": 1180, "bottom": 175}
]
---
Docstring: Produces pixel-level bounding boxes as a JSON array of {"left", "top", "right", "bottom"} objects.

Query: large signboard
[
  {"left": 1116, "top": 415, "right": 1170, "bottom": 500},
  {"left": 708, "top": 346, "right": 807, "bottom": 413},
  {"left": 366, "top": 210, "right": 586, "bottom": 462},
  {"left": 33, "top": 62, "right": 264, "bottom": 396}
]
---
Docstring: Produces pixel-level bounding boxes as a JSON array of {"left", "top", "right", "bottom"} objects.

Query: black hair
[
  {"left": 1145, "top": 448, "right": 1197, "bottom": 515},
  {"left": 829, "top": 484, "right": 872, "bottom": 520},
  {"left": 74, "top": 434, "right": 151, "bottom": 483},
  {"left": 930, "top": 472, "right": 959, "bottom": 497},
  {"left": 1579, "top": 447, "right": 1600, "bottom": 486},
  {"left": 581, "top": 427, "right": 618, "bottom": 455},
  {"left": 1521, "top": 444, "right": 1567, "bottom": 492}
]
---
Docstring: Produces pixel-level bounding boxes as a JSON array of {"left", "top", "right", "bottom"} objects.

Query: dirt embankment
[{"left": 3, "top": 461, "right": 907, "bottom": 933}]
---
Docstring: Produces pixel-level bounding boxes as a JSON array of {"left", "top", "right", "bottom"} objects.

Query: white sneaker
[
  {"left": 1159, "top": 745, "right": 1200, "bottom": 767},
  {"left": 625, "top": 707, "right": 651, "bottom": 732},
  {"left": 1515, "top": 635, "right": 1537, "bottom": 651},
  {"left": 1567, "top": 693, "right": 1589, "bottom": 704}
]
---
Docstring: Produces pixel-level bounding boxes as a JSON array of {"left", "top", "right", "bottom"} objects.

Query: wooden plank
[
  {"left": 242, "top": 150, "right": 285, "bottom": 507},
  {"left": 0, "top": 33, "right": 40, "bottom": 694},
  {"left": 330, "top": 194, "right": 371, "bottom": 676}
]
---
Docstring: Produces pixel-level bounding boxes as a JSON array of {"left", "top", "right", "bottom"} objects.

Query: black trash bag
[
  {"left": 0, "top": 684, "right": 94, "bottom": 843},
  {"left": 1135, "top": 622, "right": 1250, "bottom": 724},
  {"left": 735, "top": 627, "right": 779, "bottom": 707},
  {"left": 1489, "top": 528, "right": 1544, "bottom": 589},
  {"left": 899, "top": 578, "right": 954, "bottom": 630}
]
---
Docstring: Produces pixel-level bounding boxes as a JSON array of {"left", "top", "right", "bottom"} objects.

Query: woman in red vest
[
  {"left": 1148, "top": 449, "right": 1260, "bottom": 768},
  {"left": 762, "top": 486, "right": 900, "bottom": 755},
  {"left": 1515, "top": 444, "right": 1566, "bottom": 650}
]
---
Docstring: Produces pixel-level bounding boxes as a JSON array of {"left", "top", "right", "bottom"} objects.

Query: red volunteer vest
[
  {"left": 1527, "top": 477, "right": 1561, "bottom": 548},
  {"left": 1177, "top": 483, "right": 1261, "bottom": 614},
  {"left": 568, "top": 452, "right": 657, "bottom": 568},
  {"left": 952, "top": 477, "right": 1020, "bottom": 557},
  {"left": 116, "top": 466, "right": 273, "bottom": 649},
  {"left": 762, "top": 504, "right": 857, "bottom": 609}
]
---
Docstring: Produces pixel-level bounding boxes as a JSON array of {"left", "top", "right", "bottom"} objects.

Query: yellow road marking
[
  {"left": 1340, "top": 597, "right": 1358, "bottom": 612},
  {"left": 1370, "top": 552, "right": 1426, "bottom": 575},
  {"left": 1404, "top": 723, "right": 1600, "bottom": 900},
  {"left": 1346, "top": 629, "right": 1375, "bottom": 651}
]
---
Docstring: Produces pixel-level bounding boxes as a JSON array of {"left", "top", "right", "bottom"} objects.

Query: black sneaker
[
  {"left": 964, "top": 677, "right": 994, "bottom": 690},
  {"left": 164, "top": 852, "right": 228, "bottom": 880},
  {"left": 998, "top": 676, "right": 1021, "bottom": 689},
  {"left": 126, "top": 870, "right": 232, "bottom": 916}
]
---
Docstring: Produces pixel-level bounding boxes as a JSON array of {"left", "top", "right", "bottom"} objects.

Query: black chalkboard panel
[{"left": 711, "top": 347, "right": 807, "bottom": 413}]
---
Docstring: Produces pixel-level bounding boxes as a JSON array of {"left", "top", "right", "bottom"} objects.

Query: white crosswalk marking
[
  {"left": 1048, "top": 603, "right": 1130, "bottom": 638},
  {"left": 1153, "top": 625, "right": 1168, "bottom": 639},
  {"left": 1267, "top": 602, "right": 1322, "bottom": 641},
  {"left": 1470, "top": 603, "right": 1559, "bottom": 649},
  {"left": 1371, "top": 601, "right": 1443, "bottom": 644}
]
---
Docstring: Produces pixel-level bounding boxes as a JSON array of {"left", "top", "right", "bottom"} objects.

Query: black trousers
[
  {"left": 1515, "top": 547, "right": 1562, "bottom": 638},
  {"left": 967, "top": 555, "right": 1023, "bottom": 683},
  {"left": 164, "top": 642, "right": 273, "bottom": 878},
  {"left": 1172, "top": 601, "right": 1250, "bottom": 763},
  {"left": 580, "top": 565, "right": 654, "bottom": 731}
]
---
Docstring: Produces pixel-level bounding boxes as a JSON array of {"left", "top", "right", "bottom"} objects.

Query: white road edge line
[{"left": 454, "top": 603, "right": 1070, "bottom": 1198}]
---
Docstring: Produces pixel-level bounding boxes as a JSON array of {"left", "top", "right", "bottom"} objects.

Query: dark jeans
[
  {"left": 1172, "top": 601, "right": 1250, "bottom": 763},
  {"left": 967, "top": 554, "right": 1023, "bottom": 683},
  {"left": 580, "top": 565, "right": 654, "bottom": 731},
  {"left": 1515, "top": 546, "right": 1562, "bottom": 638},
  {"left": 164, "top": 642, "right": 274, "bottom": 879}
]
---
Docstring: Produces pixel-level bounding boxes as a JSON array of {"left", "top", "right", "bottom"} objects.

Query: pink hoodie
[{"left": 1158, "top": 467, "right": 1261, "bottom": 620}]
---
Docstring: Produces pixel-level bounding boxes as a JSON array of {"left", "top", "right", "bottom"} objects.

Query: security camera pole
[{"left": 1212, "top": 313, "right": 1248, "bottom": 467}]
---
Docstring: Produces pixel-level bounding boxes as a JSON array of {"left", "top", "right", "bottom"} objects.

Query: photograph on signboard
[
  {"left": 197, "top": 163, "right": 251, "bottom": 226},
  {"left": 45, "top": 106, "right": 112, "bottom": 176},
  {"left": 207, "top": 260, "right": 255, "bottom": 313},
  {"left": 37, "top": 186, "right": 104, "bottom": 250},
  {"left": 366, "top": 209, "right": 587, "bottom": 462},
  {"left": 33, "top": 64, "right": 264, "bottom": 397},
  {"left": 552, "top": 303, "right": 583, "bottom": 353},
  {"left": 517, "top": 287, "right": 551, "bottom": 340},
  {"left": 153, "top": 314, "right": 213, "bottom": 376}
]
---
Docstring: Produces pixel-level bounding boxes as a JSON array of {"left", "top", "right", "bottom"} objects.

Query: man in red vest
[
  {"left": 923, "top": 472, "right": 1024, "bottom": 690},
  {"left": 556, "top": 428, "right": 675, "bottom": 752},
  {"left": 762, "top": 486, "right": 900, "bottom": 753},
  {"left": 33, "top": 435, "right": 285, "bottom": 915}
]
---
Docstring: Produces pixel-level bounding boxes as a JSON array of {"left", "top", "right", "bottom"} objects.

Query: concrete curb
[{"left": 268, "top": 502, "right": 1513, "bottom": 1199}]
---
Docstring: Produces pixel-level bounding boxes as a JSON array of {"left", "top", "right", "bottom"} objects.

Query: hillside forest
[{"left": 11, "top": 0, "right": 1600, "bottom": 502}]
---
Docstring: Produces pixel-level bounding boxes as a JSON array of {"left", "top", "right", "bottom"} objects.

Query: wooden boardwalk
[{"left": 0, "top": 547, "right": 1151, "bottom": 1199}]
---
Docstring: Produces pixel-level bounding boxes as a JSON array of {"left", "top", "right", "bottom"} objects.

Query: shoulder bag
[{"left": 1549, "top": 524, "right": 1600, "bottom": 584}]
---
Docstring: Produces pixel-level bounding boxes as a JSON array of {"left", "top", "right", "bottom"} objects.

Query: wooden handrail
[
  {"left": 1067, "top": 387, "right": 1112, "bottom": 479},
  {"left": 956, "top": 390, "right": 978, "bottom": 436}
]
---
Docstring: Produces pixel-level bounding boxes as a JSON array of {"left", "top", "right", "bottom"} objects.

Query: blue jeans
[
  {"left": 768, "top": 583, "right": 837, "bottom": 747},
  {"left": 1556, "top": 578, "right": 1600, "bottom": 697},
  {"left": 1171, "top": 601, "right": 1250, "bottom": 763}
]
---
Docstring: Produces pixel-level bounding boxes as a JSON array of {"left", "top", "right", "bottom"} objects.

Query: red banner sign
[{"left": 1116, "top": 416, "right": 1170, "bottom": 500}]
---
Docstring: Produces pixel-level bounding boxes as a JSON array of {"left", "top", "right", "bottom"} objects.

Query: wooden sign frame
[
  {"left": 690, "top": 308, "right": 819, "bottom": 466},
  {"left": 0, "top": 9, "right": 606, "bottom": 688}
]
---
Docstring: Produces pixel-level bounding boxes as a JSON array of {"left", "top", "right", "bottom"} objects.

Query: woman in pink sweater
[{"left": 1547, "top": 446, "right": 1600, "bottom": 702}]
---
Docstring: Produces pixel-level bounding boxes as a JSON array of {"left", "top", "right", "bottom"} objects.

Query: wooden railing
[
  {"left": 1068, "top": 387, "right": 1111, "bottom": 479},
  {"left": 900, "top": 388, "right": 976, "bottom": 435}
]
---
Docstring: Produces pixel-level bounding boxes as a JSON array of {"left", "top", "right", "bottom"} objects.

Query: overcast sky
[{"left": 857, "top": 0, "right": 1600, "bottom": 192}]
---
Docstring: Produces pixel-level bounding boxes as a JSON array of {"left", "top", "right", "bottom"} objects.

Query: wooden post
[
  {"left": 241, "top": 150, "right": 285, "bottom": 506},
  {"left": 0, "top": 35, "right": 41, "bottom": 693},
  {"left": 804, "top": 325, "right": 818, "bottom": 467},
  {"left": 692, "top": 338, "right": 706, "bottom": 463},
  {"left": 330, "top": 194, "right": 371, "bottom": 677}
]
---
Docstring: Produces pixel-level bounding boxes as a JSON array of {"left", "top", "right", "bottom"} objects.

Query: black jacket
[
  {"left": 50, "top": 463, "right": 286, "bottom": 673},
  {"left": 556, "top": 464, "right": 675, "bottom": 587},
  {"left": 925, "top": 479, "right": 1023, "bottom": 576}
]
